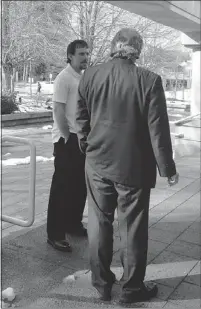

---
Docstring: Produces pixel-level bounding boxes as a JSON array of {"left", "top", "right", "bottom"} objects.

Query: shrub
[{"left": 1, "top": 91, "right": 19, "bottom": 115}]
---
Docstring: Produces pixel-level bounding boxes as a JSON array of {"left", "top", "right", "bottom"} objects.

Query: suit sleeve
[
  {"left": 75, "top": 74, "right": 90, "bottom": 154},
  {"left": 148, "top": 75, "right": 176, "bottom": 177}
]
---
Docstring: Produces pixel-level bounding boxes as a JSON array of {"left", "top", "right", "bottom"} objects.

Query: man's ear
[{"left": 68, "top": 53, "right": 73, "bottom": 61}]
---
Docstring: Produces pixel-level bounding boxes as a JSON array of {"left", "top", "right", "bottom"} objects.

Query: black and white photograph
[{"left": 1, "top": 1, "right": 200, "bottom": 308}]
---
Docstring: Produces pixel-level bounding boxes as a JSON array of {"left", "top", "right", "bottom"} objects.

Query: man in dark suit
[{"left": 75, "top": 28, "right": 179, "bottom": 304}]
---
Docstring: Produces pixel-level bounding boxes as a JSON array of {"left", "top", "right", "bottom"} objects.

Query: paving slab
[
  {"left": 2, "top": 247, "right": 70, "bottom": 298},
  {"left": 166, "top": 239, "right": 201, "bottom": 260},
  {"left": 164, "top": 300, "right": 200, "bottom": 308},
  {"left": 151, "top": 221, "right": 193, "bottom": 235},
  {"left": 148, "top": 227, "right": 181, "bottom": 244},
  {"left": 149, "top": 180, "right": 200, "bottom": 226},
  {"left": 37, "top": 267, "right": 167, "bottom": 308},
  {"left": 149, "top": 189, "right": 176, "bottom": 206},
  {"left": 17, "top": 297, "right": 166, "bottom": 309},
  {"left": 2, "top": 211, "right": 47, "bottom": 239},
  {"left": 178, "top": 227, "right": 201, "bottom": 246},
  {"left": 187, "top": 221, "right": 201, "bottom": 232},
  {"left": 175, "top": 165, "right": 200, "bottom": 179},
  {"left": 155, "top": 176, "right": 195, "bottom": 191},
  {"left": 184, "top": 261, "right": 201, "bottom": 286},
  {"left": 147, "top": 239, "right": 169, "bottom": 259},
  {"left": 2, "top": 126, "right": 200, "bottom": 309},
  {"left": 151, "top": 249, "right": 196, "bottom": 265},
  {"left": 144, "top": 259, "right": 198, "bottom": 288},
  {"left": 3, "top": 225, "right": 90, "bottom": 270},
  {"left": 2, "top": 192, "right": 29, "bottom": 208},
  {"left": 168, "top": 282, "right": 201, "bottom": 308}
]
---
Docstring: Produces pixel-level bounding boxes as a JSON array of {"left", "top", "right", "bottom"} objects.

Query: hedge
[{"left": 1, "top": 91, "right": 19, "bottom": 115}]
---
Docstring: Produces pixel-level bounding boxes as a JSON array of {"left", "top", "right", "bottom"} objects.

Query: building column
[
  {"left": 191, "top": 48, "right": 200, "bottom": 115},
  {"left": 182, "top": 34, "right": 201, "bottom": 115}
]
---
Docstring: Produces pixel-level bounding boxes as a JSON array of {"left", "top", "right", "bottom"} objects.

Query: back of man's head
[
  {"left": 67, "top": 40, "right": 88, "bottom": 63},
  {"left": 110, "top": 28, "right": 143, "bottom": 60}
]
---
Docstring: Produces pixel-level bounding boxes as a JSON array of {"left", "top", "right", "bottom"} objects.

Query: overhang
[{"left": 106, "top": 1, "right": 201, "bottom": 43}]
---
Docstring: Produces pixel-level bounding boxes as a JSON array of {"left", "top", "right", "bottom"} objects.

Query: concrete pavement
[{"left": 1, "top": 125, "right": 200, "bottom": 308}]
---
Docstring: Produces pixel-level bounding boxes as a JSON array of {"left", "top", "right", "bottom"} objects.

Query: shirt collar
[{"left": 67, "top": 64, "right": 82, "bottom": 78}]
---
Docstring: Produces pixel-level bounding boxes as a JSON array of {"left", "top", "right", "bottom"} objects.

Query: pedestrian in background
[
  {"left": 75, "top": 28, "right": 179, "bottom": 303},
  {"left": 47, "top": 40, "right": 89, "bottom": 252},
  {"left": 36, "top": 81, "right": 42, "bottom": 106}
]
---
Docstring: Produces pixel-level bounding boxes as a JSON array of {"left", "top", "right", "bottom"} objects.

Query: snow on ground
[
  {"left": 2, "top": 156, "right": 54, "bottom": 166},
  {"left": 15, "top": 81, "right": 53, "bottom": 95},
  {"left": 42, "top": 125, "right": 52, "bottom": 130},
  {"left": 13, "top": 81, "right": 53, "bottom": 113},
  {"left": 12, "top": 82, "right": 192, "bottom": 115}
]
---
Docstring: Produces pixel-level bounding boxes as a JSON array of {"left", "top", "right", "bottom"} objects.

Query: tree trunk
[
  {"left": 23, "top": 63, "right": 26, "bottom": 81},
  {"left": 89, "top": 2, "right": 99, "bottom": 49},
  {"left": 25, "top": 65, "right": 28, "bottom": 83},
  {"left": 2, "top": 1, "right": 12, "bottom": 91},
  {"left": 79, "top": 1, "right": 85, "bottom": 39},
  {"left": 3, "top": 64, "right": 11, "bottom": 91},
  {"left": 11, "top": 67, "right": 16, "bottom": 92},
  {"left": 29, "top": 59, "right": 32, "bottom": 96}
]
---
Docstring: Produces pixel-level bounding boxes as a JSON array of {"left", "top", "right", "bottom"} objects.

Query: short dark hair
[{"left": 67, "top": 40, "right": 88, "bottom": 63}]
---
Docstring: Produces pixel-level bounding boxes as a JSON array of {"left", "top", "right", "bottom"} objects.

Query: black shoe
[
  {"left": 94, "top": 273, "right": 116, "bottom": 301},
  {"left": 47, "top": 239, "right": 72, "bottom": 252},
  {"left": 66, "top": 226, "right": 87, "bottom": 237},
  {"left": 95, "top": 287, "right": 112, "bottom": 301},
  {"left": 119, "top": 283, "right": 158, "bottom": 304}
]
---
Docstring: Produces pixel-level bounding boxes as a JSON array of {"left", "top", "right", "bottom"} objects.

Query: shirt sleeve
[
  {"left": 147, "top": 75, "right": 176, "bottom": 177},
  {"left": 52, "top": 74, "right": 69, "bottom": 104},
  {"left": 75, "top": 74, "right": 90, "bottom": 154}
]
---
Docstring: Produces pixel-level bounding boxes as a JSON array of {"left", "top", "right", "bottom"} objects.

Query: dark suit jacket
[{"left": 76, "top": 58, "right": 176, "bottom": 188}]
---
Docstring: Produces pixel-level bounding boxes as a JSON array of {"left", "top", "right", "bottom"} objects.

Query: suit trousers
[
  {"left": 47, "top": 134, "right": 87, "bottom": 240},
  {"left": 85, "top": 161, "right": 151, "bottom": 294}
]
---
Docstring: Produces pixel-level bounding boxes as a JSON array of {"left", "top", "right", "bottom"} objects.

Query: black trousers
[
  {"left": 47, "top": 134, "right": 87, "bottom": 240},
  {"left": 85, "top": 161, "right": 151, "bottom": 294}
]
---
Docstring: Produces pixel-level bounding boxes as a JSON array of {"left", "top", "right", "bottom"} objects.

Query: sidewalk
[{"left": 2, "top": 127, "right": 200, "bottom": 308}]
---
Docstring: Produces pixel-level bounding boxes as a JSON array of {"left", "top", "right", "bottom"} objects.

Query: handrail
[
  {"left": 170, "top": 113, "right": 201, "bottom": 126},
  {"left": 1, "top": 136, "right": 36, "bottom": 227},
  {"left": 171, "top": 133, "right": 184, "bottom": 138}
]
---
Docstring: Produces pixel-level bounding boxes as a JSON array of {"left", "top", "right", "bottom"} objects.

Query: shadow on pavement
[{"left": 2, "top": 218, "right": 200, "bottom": 307}]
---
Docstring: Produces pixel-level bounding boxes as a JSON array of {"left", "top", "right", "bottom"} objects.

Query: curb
[{"left": 1, "top": 111, "right": 53, "bottom": 127}]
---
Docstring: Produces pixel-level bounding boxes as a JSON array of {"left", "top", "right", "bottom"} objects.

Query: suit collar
[{"left": 110, "top": 58, "right": 135, "bottom": 66}]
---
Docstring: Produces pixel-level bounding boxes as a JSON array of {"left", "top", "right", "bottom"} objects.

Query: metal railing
[
  {"left": 171, "top": 133, "right": 184, "bottom": 138},
  {"left": 170, "top": 113, "right": 201, "bottom": 126},
  {"left": 170, "top": 113, "right": 201, "bottom": 158},
  {"left": 2, "top": 136, "right": 36, "bottom": 227}
]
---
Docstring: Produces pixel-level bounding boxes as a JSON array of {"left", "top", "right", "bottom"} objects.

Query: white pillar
[
  {"left": 191, "top": 49, "right": 200, "bottom": 115},
  {"left": 181, "top": 34, "right": 201, "bottom": 115}
]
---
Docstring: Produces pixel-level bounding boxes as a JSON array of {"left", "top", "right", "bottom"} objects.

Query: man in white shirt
[{"left": 47, "top": 40, "right": 89, "bottom": 252}]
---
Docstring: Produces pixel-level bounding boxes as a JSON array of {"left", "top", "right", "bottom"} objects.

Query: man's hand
[
  {"left": 167, "top": 173, "right": 179, "bottom": 186},
  {"left": 53, "top": 102, "right": 69, "bottom": 142}
]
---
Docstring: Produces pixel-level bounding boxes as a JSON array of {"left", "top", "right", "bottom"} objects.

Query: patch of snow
[
  {"left": 42, "top": 125, "right": 52, "bottom": 130},
  {"left": 2, "top": 156, "right": 54, "bottom": 166},
  {"left": 3, "top": 153, "right": 11, "bottom": 158},
  {"left": 2, "top": 287, "right": 16, "bottom": 302},
  {"left": 63, "top": 274, "right": 76, "bottom": 283}
]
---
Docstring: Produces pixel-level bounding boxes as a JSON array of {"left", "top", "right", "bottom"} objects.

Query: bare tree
[
  {"left": 2, "top": 1, "right": 73, "bottom": 91},
  {"left": 2, "top": 0, "right": 190, "bottom": 94},
  {"left": 2, "top": 1, "right": 12, "bottom": 90},
  {"left": 65, "top": 1, "right": 125, "bottom": 65}
]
